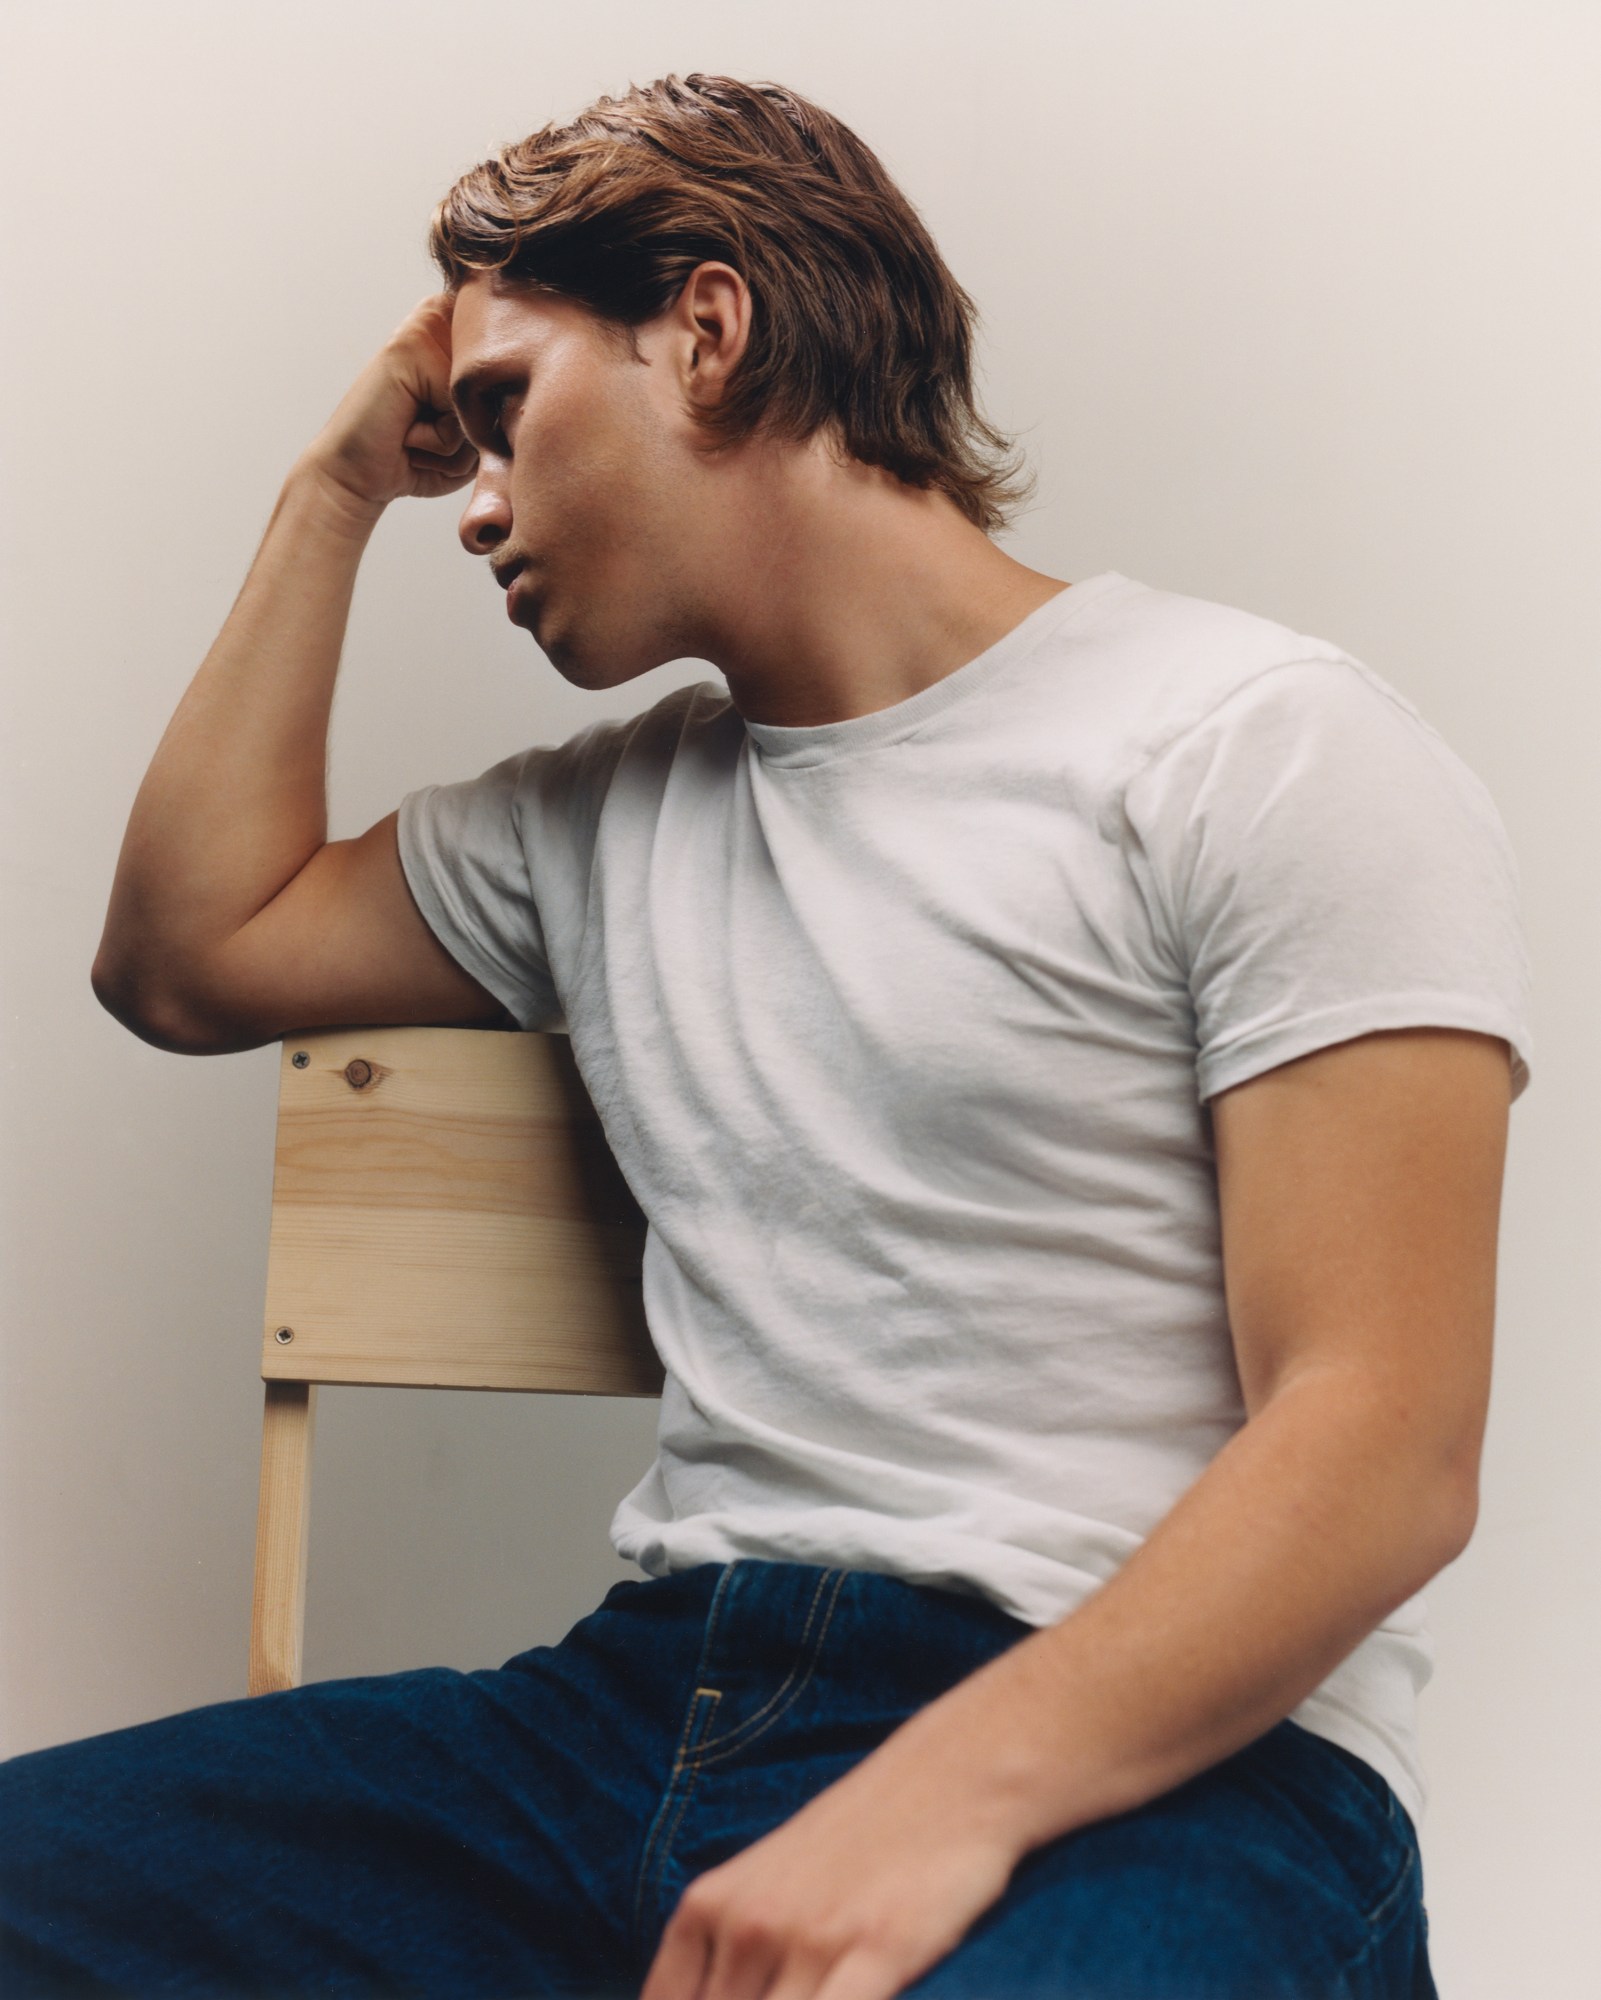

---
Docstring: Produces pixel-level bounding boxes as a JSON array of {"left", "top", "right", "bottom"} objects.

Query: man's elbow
[
  {"left": 1438, "top": 1469, "right": 1480, "bottom": 1566},
  {"left": 90, "top": 957, "right": 218, "bottom": 1056}
]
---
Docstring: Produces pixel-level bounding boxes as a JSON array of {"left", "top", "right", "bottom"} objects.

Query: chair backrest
[{"left": 250, "top": 1025, "right": 656, "bottom": 1694}]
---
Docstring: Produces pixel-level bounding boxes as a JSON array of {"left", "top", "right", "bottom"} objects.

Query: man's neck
[{"left": 686, "top": 433, "right": 1070, "bottom": 729}]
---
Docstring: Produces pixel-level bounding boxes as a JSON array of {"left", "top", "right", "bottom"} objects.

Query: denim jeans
[{"left": 1, "top": 1558, "right": 1437, "bottom": 1997}]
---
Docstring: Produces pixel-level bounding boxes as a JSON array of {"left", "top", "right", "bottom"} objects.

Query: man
[{"left": 4, "top": 71, "right": 1530, "bottom": 1999}]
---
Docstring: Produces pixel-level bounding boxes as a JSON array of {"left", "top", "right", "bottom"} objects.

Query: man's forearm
[
  {"left": 867, "top": 1371, "right": 1472, "bottom": 1858},
  {"left": 92, "top": 455, "right": 384, "bottom": 1029}
]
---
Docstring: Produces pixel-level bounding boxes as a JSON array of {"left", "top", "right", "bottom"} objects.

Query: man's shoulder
[
  {"left": 1075, "top": 575, "right": 1400, "bottom": 804},
  {"left": 1090, "top": 574, "right": 1350, "bottom": 715}
]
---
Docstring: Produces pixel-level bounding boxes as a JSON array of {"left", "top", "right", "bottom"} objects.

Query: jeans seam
[
  {"left": 636, "top": 1688, "right": 721, "bottom": 1936},
  {"left": 629, "top": 1564, "right": 741, "bottom": 1955},
  {"left": 1325, "top": 1746, "right": 1415, "bottom": 1939},
  {"left": 1338, "top": 1840, "right": 1422, "bottom": 1975},
  {"left": 694, "top": 1568, "right": 849, "bottom": 1763}
]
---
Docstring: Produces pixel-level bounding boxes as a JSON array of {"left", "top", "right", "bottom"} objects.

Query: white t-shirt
[{"left": 397, "top": 569, "right": 1534, "bottom": 1834}]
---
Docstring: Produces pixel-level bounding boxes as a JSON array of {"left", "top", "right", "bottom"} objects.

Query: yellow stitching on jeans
[
  {"left": 692, "top": 1565, "right": 840, "bottom": 1758},
  {"left": 695, "top": 1569, "right": 849, "bottom": 1765},
  {"left": 642, "top": 1689, "right": 722, "bottom": 1920},
  {"left": 630, "top": 1566, "right": 740, "bottom": 1943}
]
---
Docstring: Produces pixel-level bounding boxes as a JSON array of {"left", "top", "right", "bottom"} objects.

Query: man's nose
[{"left": 458, "top": 473, "right": 511, "bottom": 555}]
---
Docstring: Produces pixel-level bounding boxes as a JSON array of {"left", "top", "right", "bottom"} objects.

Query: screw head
[
  {"left": 291, "top": 1051, "right": 310, "bottom": 1069},
  {"left": 273, "top": 1326, "right": 294, "bottom": 1344}
]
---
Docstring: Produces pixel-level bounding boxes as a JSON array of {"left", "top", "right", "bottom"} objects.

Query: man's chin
[
  {"left": 546, "top": 640, "right": 669, "bottom": 694},
  {"left": 545, "top": 639, "right": 613, "bottom": 690}
]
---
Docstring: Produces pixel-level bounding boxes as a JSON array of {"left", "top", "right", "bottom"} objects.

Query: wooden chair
[{"left": 250, "top": 1025, "right": 659, "bottom": 1696}]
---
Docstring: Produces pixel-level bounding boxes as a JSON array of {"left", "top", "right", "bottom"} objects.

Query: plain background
[{"left": 2, "top": 2, "right": 1595, "bottom": 1991}]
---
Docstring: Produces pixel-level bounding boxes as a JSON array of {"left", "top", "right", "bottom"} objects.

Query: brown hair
[{"left": 428, "top": 73, "right": 1037, "bottom": 537}]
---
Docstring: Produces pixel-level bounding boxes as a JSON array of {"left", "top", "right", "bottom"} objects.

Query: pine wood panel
[{"left": 260, "top": 1027, "right": 660, "bottom": 1396}]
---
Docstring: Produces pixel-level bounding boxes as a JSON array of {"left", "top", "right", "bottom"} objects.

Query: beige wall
[{"left": 3, "top": 3, "right": 1596, "bottom": 1991}]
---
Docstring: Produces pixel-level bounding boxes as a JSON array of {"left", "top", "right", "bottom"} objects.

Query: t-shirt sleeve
[
  {"left": 396, "top": 744, "right": 564, "bottom": 1032},
  {"left": 1115, "top": 657, "right": 1534, "bottom": 1106}
]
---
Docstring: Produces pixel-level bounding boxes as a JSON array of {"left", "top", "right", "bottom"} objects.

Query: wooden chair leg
[{"left": 249, "top": 1379, "right": 316, "bottom": 1695}]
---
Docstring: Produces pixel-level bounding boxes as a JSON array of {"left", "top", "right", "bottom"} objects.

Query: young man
[{"left": 5, "top": 72, "right": 1529, "bottom": 2000}]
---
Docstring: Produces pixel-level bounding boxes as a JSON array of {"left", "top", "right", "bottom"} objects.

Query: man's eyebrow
[{"left": 446, "top": 359, "right": 520, "bottom": 423}]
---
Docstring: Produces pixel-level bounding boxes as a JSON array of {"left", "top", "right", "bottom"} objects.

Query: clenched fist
[{"left": 302, "top": 292, "right": 478, "bottom": 520}]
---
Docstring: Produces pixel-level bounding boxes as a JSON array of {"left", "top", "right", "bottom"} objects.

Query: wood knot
[{"left": 343, "top": 1059, "right": 374, "bottom": 1090}]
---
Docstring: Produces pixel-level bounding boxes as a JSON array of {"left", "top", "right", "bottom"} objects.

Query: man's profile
[{"left": 1, "top": 71, "right": 1530, "bottom": 1999}]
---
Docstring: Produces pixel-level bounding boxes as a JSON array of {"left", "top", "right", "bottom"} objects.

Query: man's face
[{"left": 448, "top": 273, "right": 714, "bottom": 688}]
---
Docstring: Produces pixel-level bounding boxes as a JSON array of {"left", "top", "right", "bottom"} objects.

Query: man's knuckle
[
  {"left": 857, "top": 1907, "right": 916, "bottom": 1962},
  {"left": 679, "top": 1877, "right": 716, "bottom": 1914},
  {"left": 731, "top": 1908, "right": 781, "bottom": 1951}
]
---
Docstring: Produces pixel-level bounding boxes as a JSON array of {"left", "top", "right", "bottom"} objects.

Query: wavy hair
[{"left": 428, "top": 73, "right": 1036, "bottom": 537}]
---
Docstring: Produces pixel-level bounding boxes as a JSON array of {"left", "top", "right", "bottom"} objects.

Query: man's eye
[{"left": 485, "top": 388, "right": 516, "bottom": 443}]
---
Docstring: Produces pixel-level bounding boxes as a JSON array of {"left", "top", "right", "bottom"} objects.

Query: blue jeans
[{"left": 1, "top": 1558, "right": 1437, "bottom": 1997}]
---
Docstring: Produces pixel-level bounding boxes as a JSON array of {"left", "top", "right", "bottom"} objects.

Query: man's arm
[
  {"left": 639, "top": 1023, "right": 1509, "bottom": 1999},
  {"left": 925, "top": 1021, "right": 1506, "bottom": 1851},
  {"left": 92, "top": 293, "right": 490, "bottom": 1052}
]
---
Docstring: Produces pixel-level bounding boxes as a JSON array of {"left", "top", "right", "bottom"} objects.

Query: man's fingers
[
  {"left": 408, "top": 439, "right": 477, "bottom": 475},
  {"left": 404, "top": 412, "right": 464, "bottom": 453}
]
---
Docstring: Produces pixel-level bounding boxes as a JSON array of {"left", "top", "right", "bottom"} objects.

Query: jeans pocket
[
  {"left": 693, "top": 1567, "right": 849, "bottom": 1764},
  {"left": 1338, "top": 1843, "right": 1437, "bottom": 1999},
  {"left": 1269, "top": 1723, "right": 1418, "bottom": 1935}
]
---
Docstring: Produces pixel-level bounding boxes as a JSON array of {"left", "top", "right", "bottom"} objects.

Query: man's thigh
[
  {"left": 3, "top": 1563, "right": 1440, "bottom": 2000},
  {"left": 0, "top": 1569, "right": 725, "bottom": 1999},
  {"left": 902, "top": 1721, "right": 1437, "bottom": 2000}
]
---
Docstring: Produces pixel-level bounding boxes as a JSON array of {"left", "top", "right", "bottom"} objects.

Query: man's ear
[{"left": 675, "top": 261, "right": 752, "bottom": 408}]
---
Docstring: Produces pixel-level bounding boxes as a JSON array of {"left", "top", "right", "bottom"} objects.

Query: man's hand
[
  {"left": 301, "top": 291, "right": 479, "bottom": 520},
  {"left": 638, "top": 1706, "right": 1025, "bottom": 2000}
]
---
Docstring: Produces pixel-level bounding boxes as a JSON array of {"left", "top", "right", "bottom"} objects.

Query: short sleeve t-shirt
[{"left": 396, "top": 569, "right": 1534, "bottom": 1833}]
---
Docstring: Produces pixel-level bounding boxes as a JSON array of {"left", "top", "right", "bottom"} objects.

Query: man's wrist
[
  {"left": 287, "top": 451, "right": 389, "bottom": 543},
  {"left": 861, "top": 1658, "right": 1083, "bottom": 1863}
]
